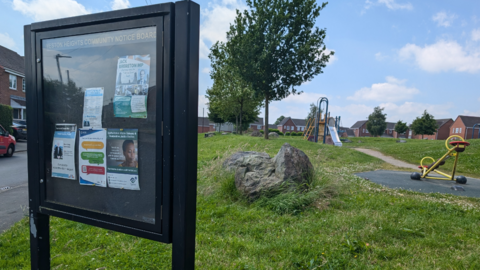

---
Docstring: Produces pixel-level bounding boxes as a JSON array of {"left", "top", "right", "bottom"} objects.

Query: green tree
[
  {"left": 366, "top": 107, "right": 387, "bottom": 137},
  {"left": 274, "top": 116, "right": 285, "bottom": 125},
  {"left": 220, "top": 0, "right": 333, "bottom": 139},
  {"left": 394, "top": 120, "right": 408, "bottom": 135},
  {"left": 208, "top": 105, "right": 225, "bottom": 132},
  {"left": 410, "top": 110, "right": 438, "bottom": 139}
]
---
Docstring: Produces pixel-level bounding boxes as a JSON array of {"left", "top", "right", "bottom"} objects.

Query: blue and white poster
[
  {"left": 82, "top": 87, "right": 104, "bottom": 128},
  {"left": 51, "top": 124, "right": 77, "bottom": 180},
  {"left": 79, "top": 128, "right": 107, "bottom": 187}
]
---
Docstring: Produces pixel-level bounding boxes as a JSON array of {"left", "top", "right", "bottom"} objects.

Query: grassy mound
[{"left": 2, "top": 135, "right": 480, "bottom": 269}]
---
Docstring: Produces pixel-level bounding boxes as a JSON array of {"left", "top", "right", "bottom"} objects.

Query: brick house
[
  {"left": 198, "top": 117, "right": 215, "bottom": 133},
  {"left": 350, "top": 120, "right": 369, "bottom": 137},
  {"left": 449, "top": 115, "right": 480, "bottom": 139},
  {"left": 0, "top": 45, "right": 26, "bottom": 120},
  {"left": 277, "top": 117, "right": 307, "bottom": 133},
  {"left": 409, "top": 118, "right": 453, "bottom": 140},
  {"left": 249, "top": 117, "right": 264, "bottom": 131}
]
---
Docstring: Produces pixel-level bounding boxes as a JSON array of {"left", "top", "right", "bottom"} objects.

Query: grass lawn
[
  {"left": 342, "top": 137, "right": 480, "bottom": 179},
  {"left": 1, "top": 134, "right": 480, "bottom": 269}
]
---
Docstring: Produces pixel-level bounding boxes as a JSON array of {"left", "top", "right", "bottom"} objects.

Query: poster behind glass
[{"left": 42, "top": 27, "right": 158, "bottom": 224}]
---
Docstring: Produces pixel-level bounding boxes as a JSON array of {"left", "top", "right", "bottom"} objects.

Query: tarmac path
[{"left": 354, "top": 148, "right": 418, "bottom": 170}]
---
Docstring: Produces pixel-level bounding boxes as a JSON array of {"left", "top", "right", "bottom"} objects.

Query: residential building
[
  {"left": 0, "top": 45, "right": 26, "bottom": 120},
  {"left": 198, "top": 117, "right": 215, "bottom": 133},
  {"left": 249, "top": 118, "right": 264, "bottom": 131},
  {"left": 449, "top": 115, "right": 480, "bottom": 139},
  {"left": 278, "top": 117, "right": 307, "bottom": 133},
  {"left": 409, "top": 118, "right": 453, "bottom": 140},
  {"left": 350, "top": 120, "right": 369, "bottom": 137}
]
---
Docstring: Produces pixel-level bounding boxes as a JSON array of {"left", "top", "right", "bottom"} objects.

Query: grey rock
[
  {"left": 268, "top": 132, "right": 279, "bottom": 138},
  {"left": 251, "top": 130, "right": 262, "bottom": 137},
  {"left": 223, "top": 151, "right": 271, "bottom": 172},
  {"left": 225, "top": 143, "right": 313, "bottom": 200}
]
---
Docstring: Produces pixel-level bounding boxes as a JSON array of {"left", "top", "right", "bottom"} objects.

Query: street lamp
[{"left": 55, "top": 54, "right": 72, "bottom": 84}]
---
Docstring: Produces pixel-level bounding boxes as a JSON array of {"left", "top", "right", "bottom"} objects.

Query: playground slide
[{"left": 328, "top": 126, "right": 343, "bottom": 147}]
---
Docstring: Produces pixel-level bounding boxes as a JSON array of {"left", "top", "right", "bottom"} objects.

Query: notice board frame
[{"left": 24, "top": 1, "right": 199, "bottom": 269}]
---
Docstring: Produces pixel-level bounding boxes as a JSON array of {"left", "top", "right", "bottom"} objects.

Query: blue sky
[{"left": 1, "top": 0, "right": 479, "bottom": 127}]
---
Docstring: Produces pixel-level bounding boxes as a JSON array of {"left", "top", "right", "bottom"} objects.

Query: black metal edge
[
  {"left": 26, "top": 25, "right": 51, "bottom": 270},
  {"left": 40, "top": 207, "right": 163, "bottom": 242},
  {"left": 172, "top": 1, "right": 199, "bottom": 269},
  {"left": 30, "top": 3, "right": 173, "bottom": 32},
  {"left": 159, "top": 5, "right": 174, "bottom": 244},
  {"left": 30, "top": 13, "right": 172, "bottom": 242}
]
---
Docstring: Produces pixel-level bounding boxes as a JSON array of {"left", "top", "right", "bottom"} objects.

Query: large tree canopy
[
  {"left": 366, "top": 106, "right": 387, "bottom": 137},
  {"left": 216, "top": 0, "right": 333, "bottom": 139},
  {"left": 410, "top": 110, "right": 438, "bottom": 139}
]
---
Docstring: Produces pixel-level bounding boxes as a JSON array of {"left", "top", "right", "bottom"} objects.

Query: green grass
[
  {"left": 342, "top": 137, "right": 480, "bottom": 178},
  {"left": 2, "top": 134, "right": 480, "bottom": 269}
]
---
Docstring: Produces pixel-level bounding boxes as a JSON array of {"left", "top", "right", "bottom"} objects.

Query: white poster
[
  {"left": 82, "top": 87, "right": 104, "bottom": 128},
  {"left": 113, "top": 55, "right": 150, "bottom": 118},
  {"left": 51, "top": 124, "right": 77, "bottom": 179},
  {"left": 79, "top": 128, "right": 107, "bottom": 187},
  {"left": 106, "top": 129, "right": 140, "bottom": 190}
]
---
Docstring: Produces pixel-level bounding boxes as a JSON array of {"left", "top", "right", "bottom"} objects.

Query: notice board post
[{"left": 24, "top": 1, "right": 199, "bottom": 269}]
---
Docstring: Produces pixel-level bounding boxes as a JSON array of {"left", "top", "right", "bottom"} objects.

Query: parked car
[
  {"left": 12, "top": 120, "right": 27, "bottom": 141},
  {"left": 0, "top": 124, "right": 16, "bottom": 157}
]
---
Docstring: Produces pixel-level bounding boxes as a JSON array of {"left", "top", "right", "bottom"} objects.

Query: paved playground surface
[{"left": 356, "top": 170, "right": 480, "bottom": 198}]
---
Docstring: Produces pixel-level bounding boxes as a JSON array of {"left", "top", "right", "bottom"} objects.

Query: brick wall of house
[
  {"left": 437, "top": 119, "right": 453, "bottom": 140},
  {"left": 449, "top": 118, "right": 467, "bottom": 139},
  {"left": 198, "top": 125, "right": 215, "bottom": 133},
  {"left": 393, "top": 129, "right": 409, "bottom": 138},
  {"left": 465, "top": 127, "right": 480, "bottom": 139},
  {"left": 358, "top": 122, "right": 370, "bottom": 137},
  {"left": 279, "top": 118, "right": 297, "bottom": 133},
  {"left": 0, "top": 69, "right": 26, "bottom": 105}
]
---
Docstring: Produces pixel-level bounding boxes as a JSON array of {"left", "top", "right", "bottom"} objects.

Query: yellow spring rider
[{"left": 410, "top": 135, "right": 470, "bottom": 184}]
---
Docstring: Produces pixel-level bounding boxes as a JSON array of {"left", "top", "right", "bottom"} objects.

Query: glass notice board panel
[{"left": 42, "top": 27, "right": 158, "bottom": 224}]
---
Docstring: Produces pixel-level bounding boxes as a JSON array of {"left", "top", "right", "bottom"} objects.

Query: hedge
[{"left": 0, "top": 104, "right": 13, "bottom": 134}]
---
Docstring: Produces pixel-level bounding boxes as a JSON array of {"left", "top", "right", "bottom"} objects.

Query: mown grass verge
[
  {"left": 342, "top": 137, "right": 480, "bottom": 178},
  {"left": 1, "top": 134, "right": 480, "bottom": 269}
]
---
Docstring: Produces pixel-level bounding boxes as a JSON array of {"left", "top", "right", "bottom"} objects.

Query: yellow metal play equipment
[
  {"left": 410, "top": 135, "right": 470, "bottom": 184},
  {"left": 303, "top": 114, "right": 326, "bottom": 142}
]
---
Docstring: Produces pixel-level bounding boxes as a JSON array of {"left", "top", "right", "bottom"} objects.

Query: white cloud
[
  {"left": 0, "top": 33, "right": 16, "bottom": 50},
  {"left": 472, "top": 29, "right": 480, "bottom": 41},
  {"left": 463, "top": 109, "right": 480, "bottom": 117},
  {"left": 364, "top": 0, "right": 412, "bottom": 12},
  {"left": 323, "top": 48, "right": 337, "bottom": 65},
  {"left": 111, "top": 0, "right": 130, "bottom": 10},
  {"left": 12, "top": 0, "right": 90, "bottom": 21},
  {"left": 282, "top": 92, "right": 329, "bottom": 104},
  {"left": 375, "top": 52, "right": 386, "bottom": 61},
  {"left": 379, "top": 102, "right": 453, "bottom": 123},
  {"left": 198, "top": 95, "right": 209, "bottom": 116},
  {"left": 200, "top": 0, "right": 247, "bottom": 59},
  {"left": 399, "top": 40, "right": 480, "bottom": 73},
  {"left": 432, "top": 12, "right": 456, "bottom": 27},
  {"left": 202, "top": 67, "right": 211, "bottom": 74},
  {"left": 347, "top": 76, "right": 419, "bottom": 102}
]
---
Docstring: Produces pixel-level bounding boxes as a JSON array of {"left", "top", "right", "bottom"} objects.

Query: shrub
[
  {"left": 0, "top": 104, "right": 13, "bottom": 134},
  {"left": 285, "top": 132, "right": 290, "bottom": 136},
  {"left": 297, "top": 132, "right": 303, "bottom": 136},
  {"left": 260, "top": 130, "right": 264, "bottom": 134}
]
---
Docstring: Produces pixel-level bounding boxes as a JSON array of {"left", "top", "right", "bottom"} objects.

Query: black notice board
[{"left": 25, "top": 1, "right": 199, "bottom": 269}]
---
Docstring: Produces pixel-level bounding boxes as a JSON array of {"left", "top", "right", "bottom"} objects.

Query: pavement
[
  {"left": 354, "top": 148, "right": 418, "bottom": 170},
  {"left": 0, "top": 148, "right": 28, "bottom": 233},
  {"left": 15, "top": 140, "right": 27, "bottom": 152},
  {"left": 356, "top": 170, "right": 480, "bottom": 198}
]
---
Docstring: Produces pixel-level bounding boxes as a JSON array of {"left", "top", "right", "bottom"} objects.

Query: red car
[{"left": 0, "top": 124, "right": 16, "bottom": 157}]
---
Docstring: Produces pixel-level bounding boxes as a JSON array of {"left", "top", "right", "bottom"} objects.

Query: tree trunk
[
  {"left": 422, "top": 134, "right": 424, "bottom": 139},
  {"left": 264, "top": 93, "right": 269, "bottom": 139},
  {"left": 235, "top": 115, "right": 238, "bottom": 134},
  {"left": 239, "top": 102, "right": 243, "bottom": 135}
]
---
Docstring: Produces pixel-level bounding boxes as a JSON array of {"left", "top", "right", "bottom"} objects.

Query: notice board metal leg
[
  {"left": 29, "top": 212, "right": 50, "bottom": 270},
  {"left": 172, "top": 1, "right": 200, "bottom": 269}
]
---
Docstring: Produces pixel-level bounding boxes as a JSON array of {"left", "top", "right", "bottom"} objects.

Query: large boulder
[
  {"left": 223, "top": 143, "right": 313, "bottom": 200},
  {"left": 251, "top": 130, "right": 262, "bottom": 137},
  {"left": 268, "top": 132, "right": 279, "bottom": 138}
]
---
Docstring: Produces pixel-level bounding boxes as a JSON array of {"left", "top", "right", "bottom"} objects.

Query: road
[{"left": 0, "top": 141, "right": 28, "bottom": 233}]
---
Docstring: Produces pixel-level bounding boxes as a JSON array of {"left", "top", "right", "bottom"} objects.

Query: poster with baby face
[{"left": 106, "top": 129, "right": 140, "bottom": 190}]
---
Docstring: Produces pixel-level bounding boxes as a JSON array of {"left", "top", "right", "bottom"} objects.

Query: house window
[
  {"left": 287, "top": 126, "right": 290, "bottom": 130},
  {"left": 257, "top": 125, "right": 261, "bottom": 129},
  {"left": 9, "top": 74, "right": 17, "bottom": 90},
  {"left": 13, "top": 108, "right": 21, "bottom": 119},
  {"left": 23, "top": 109, "right": 27, "bottom": 120},
  {"left": 22, "top": 79, "right": 25, "bottom": 92},
  {"left": 456, "top": 128, "right": 459, "bottom": 133},
  {"left": 459, "top": 128, "right": 462, "bottom": 134},
  {"left": 284, "top": 126, "right": 286, "bottom": 129}
]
